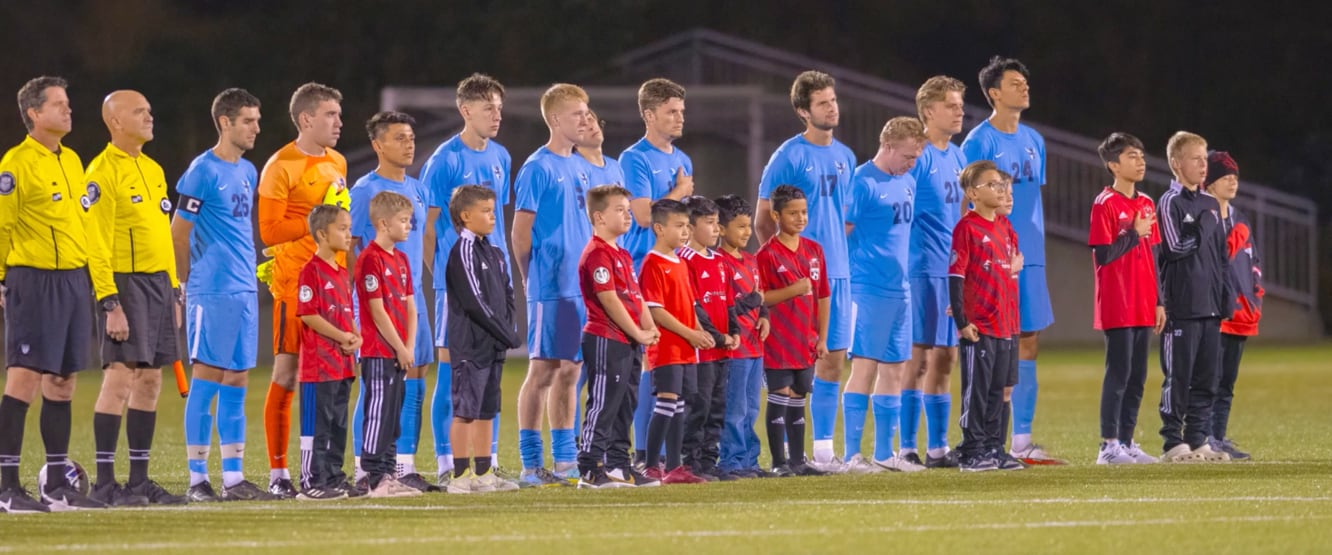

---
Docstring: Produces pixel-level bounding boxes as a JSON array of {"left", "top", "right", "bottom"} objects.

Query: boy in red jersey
[
  {"left": 354, "top": 191, "right": 421, "bottom": 497},
  {"left": 639, "top": 199, "right": 713, "bottom": 484},
  {"left": 714, "top": 195, "right": 771, "bottom": 478},
  {"left": 949, "top": 161, "right": 1023, "bottom": 472},
  {"left": 295, "top": 205, "right": 362, "bottom": 499},
  {"left": 678, "top": 196, "right": 741, "bottom": 481},
  {"left": 757, "top": 185, "right": 830, "bottom": 477},
  {"left": 576, "top": 185, "right": 662, "bottom": 489},
  {"left": 1091, "top": 133, "right": 1165, "bottom": 465}
]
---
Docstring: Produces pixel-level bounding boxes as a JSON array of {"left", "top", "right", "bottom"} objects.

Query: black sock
[
  {"left": 0, "top": 395, "right": 30, "bottom": 489},
  {"left": 765, "top": 394, "right": 787, "bottom": 468},
  {"left": 785, "top": 398, "right": 807, "bottom": 465},
  {"left": 1000, "top": 401, "right": 1012, "bottom": 452},
  {"left": 645, "top": 398, "right": 674, "bottom": 469},
  {"left": 474, "top": 456, "right": 492, "bottom": 476},
  {"left": 126, "top": 409, "right": 155, "bottom": 486},
  {"left": 93, "top": 411, "right": 121, "bottom": 486},
  {"left": 454, "top": 458, "right": 471, "bottom": 479},
  {"left": 41, "top": 398, "right": 72, "bottom": 491},
  {"left": 665, "top": 399, "right": 686, "bottom": 471},
  {"left": 634, "top": 449, "right": 646, "bottom": 464}
]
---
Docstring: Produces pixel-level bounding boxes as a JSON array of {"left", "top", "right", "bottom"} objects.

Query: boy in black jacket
[
  {"left": 1156, "top": 132, "right": 1234, "bottom": 464},
  {"left": 445, "top": 185, "right": 522, "bottom": 492}
]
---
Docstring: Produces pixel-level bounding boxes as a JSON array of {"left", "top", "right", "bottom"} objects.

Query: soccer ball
[{"left": 37, "top": 460, "right": 90, "bottom": 495}]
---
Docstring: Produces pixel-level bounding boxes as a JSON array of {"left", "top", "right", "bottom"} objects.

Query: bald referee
[
  {"left": 84, "top": 91, "right": 187, "bottom": 506},
  {"left": 0, "top": 76, "right": 124, "bottom": 513}
]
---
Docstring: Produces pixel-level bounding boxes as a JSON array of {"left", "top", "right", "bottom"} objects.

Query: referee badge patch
[
  {"left": 160, "top": 198, "right": 173, "bottom": 214},
  {"left": 86, "top": 182, "right": 102, "bottom": 205},
  {"left": 593, "top": 267, "right": 610, "bottom": 285},
  {"left": 365, "top": 274, "right": 379, "bottom": 292},
  {"left": 299, "top": 285, "right": 314, "bottom": 303},
  {"left": 0, "top": 171, "right": 14, "bottom": 195}
]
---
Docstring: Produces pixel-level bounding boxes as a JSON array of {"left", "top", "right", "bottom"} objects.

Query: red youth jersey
[
  {"left": 580, "top": 235, "right": 644, "bottom": 344},
  {"left": 296, "top": 256, "right": 356, "bottom": 382},
  {"left": 355, "top": 241, "right": 414, "bottom": 359},
  {"left": 758, "top": 236, "right": 829, "bottom": 370},
  {"left": 1089, "top": 188, "right": 1161, "bottom": 330},
  {"left": 639, "top": 250, "right": 699, "bottom": 368},
  {"left": 719, "top": 248, "right": 763, "bottom": 359},
  {"left": 948, "top": 212, "right": 1020, "bottom": 338},
  {"left": 678, "top": 246, "right": 731, "bottom": 363}
]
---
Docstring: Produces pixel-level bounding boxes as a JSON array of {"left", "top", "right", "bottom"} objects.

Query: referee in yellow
[
  {"left": 0, "top": 76, "right": 125, "bottom": 513},
  {"left": 84, "top": 90, "right": 187, "bottom": 507}
]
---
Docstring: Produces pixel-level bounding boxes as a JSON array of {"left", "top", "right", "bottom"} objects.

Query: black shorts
[
  {"left": 100, "top": 272, "right": 177, "bottom": 368},
  {"left": 4, "top": 267, "right": 94, "bottom": 375},
  {"left": 650, "top": 364, "right": 696, "bottom": 397},
  {"left": 452, "top": 357, "right": 503, "bottom": 420},
  {"left": 764, "top": 367, "right": 814, "bottom": 396}
]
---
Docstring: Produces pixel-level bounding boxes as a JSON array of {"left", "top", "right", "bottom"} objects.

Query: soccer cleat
[
  {"left": 552, "top": 463, "right": 580, "bottom": 484},
  {"left": 874, "top": 454, "right": 928, "bottom": 473},
  {"left": 1162, "top": 444, "right": 1205, "bottom": 463},
  {"left": 519, "top": 467, "right": 570, "bottom": 488},
  {"left": 475, "top": 471, "right": 519, "bottom": 492},
  {"left": 446, "top": 471, "right": 477, "bottom": 494},
  {"left": 643, "top": 466, "right": 668, "bottom": 483},
  {"left": 267, "top": 478, "right": 298, "bottom": 499},
  {"left": 125, "top": 480, "right": 187, "bottom": 505},
  {"left": 1096, "top": 442, "right": 1137, "bottom": 465},
  {"left": 789, "top": 461, "right": 828, "bottom": 477},
  {"left": 1192, "top": 443, "right": 1231, "bottom": 462},
  {"left": 959, "top": 453, "right": 999, "bottom": 472},
  {"left": 297, "top": 486, "right": 348, "bottom": 501},
  {"left": 0, "top": 486, "right": 50, "bottom": 513},
  {"left": 807, "top": 457, "right": 849, "bottom": 474},
  {"left": 493, "top": 466, "right": 531, "bottom": 489},
  {"left": 994, "top": 450, "right": 1027, "bottom": 471},
  {"left": 662, "top": 466, "right": 708, "bottom": 484},
  {"left": 1123, "top": 442, "right": 1159, "bottom": 464},
  {"left": 42, "top": 483, "right": 108, "bottom": 511},
  {"left": 1212, "top": 438, "right": 1251, "bottom": 461},
  {"left": 186, "top": 481, "right": 220, "bottom": 503},
  {"left": 610, "top": 466, "right": 659, "bottom": 487},
  {"left": 89, "top": 481, "right": 149, "bottom": 507},
  {"left": 1010, "top": 444, "right": 1067, "bottom": 465},
  {"left": 369, "top": 476, "right": 423, "bottom": 498},
  {"left": 925, "top": 449, "right": 961, "bottom": 469},
  {"left": 397, "top": 473, "right": 441, "bottom": 493},
  {"left": 222, "top": 480, "right": 281, "bottom": 501},
  {"left": 844, "top": 455, "right": 885, "bottom": 473},
  {"left": 901, "top": 452, "right": 925, "bottom": 467}
]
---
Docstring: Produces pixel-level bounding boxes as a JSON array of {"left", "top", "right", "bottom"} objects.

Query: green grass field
[{"left": 2, "top": 344, "right": 1331, "bottom": 554}]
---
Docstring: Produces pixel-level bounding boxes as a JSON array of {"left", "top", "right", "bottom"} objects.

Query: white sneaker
[
  {"left": 1124, "top": 442, "right": 1159, "bottom": 464},
  {"left": 446, "top": 472, "right": 476, "bottom": 494},
  {"left": 474, "top": 471, "right": 519, "bottom": 492},
  {"left": 1162, "top": 444, "right": 1205, "bottom": 463},
  {"left": 1095, "top": 442, "right": 1136, "bottom": 465},
  {"left": 807, "top": 457, "right": 850, "bottom": 474},
  {"left": 1192, "top": 443, "right": 1231, "bottom": 462},
  {"left": 844, "top": 454, "right": 885, "bottom": 474},
  {"left": 369, "top": 476, "right": 423, "bottom": 498},
  {"left": 874, "top": 454, "right": 927, "bottom": 473},
  {"left": 1010, "top": 444, "right": 1063, "bottom": 464}
]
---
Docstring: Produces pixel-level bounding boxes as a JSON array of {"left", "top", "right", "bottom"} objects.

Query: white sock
[
  {"left": 926, "top": 447, "right": 948, "bottom": 459},
  {"left": 1012, "top": 434, "right": 1033, "bottom": 452},
  {"left": 491, "top": 453, "right": 498, "bottom": 467},
  {"left": 354, "top": 457, "right": 365, "bottom": 482},
  {"left": 189, "top": 472, "right": 209, "bottom": 487},
  {"left": 436, "top": 455, "right": 453, "bottom": 476},
  {"left": 396, "top": 454, "right": 416, "bottom": 477},
  {"left": 899, "top": 447, "right": 917, "bottom": 455},
  {"left": 812, "top": 440, "right": 835, "bottom": 464},
  {"left": 222, "top": 471, "right": 244, "bottom": 488},
  {"left": 269, "top": 468, "right": 289, "bottom": 483}
]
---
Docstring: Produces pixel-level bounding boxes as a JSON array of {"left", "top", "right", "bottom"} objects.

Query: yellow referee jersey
[
  {"left": 0, "top": 135, "right": 116, "bottom": 299},
  {"left": 85, "top": 143, "right": 179, "bottom": 287}
]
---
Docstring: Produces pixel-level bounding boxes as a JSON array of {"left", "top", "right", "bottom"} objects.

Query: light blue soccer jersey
[
  {"left": 758, "top": 134, "right": 857, "bottom": 279},
  {"left": 349, "top": 171, "right": 430, "bottom": 293},
  {"left": 578, "top": 151, "right": 625, "bottom": 189},
  {"left": 618, "top": 138, "right": 693, "bottom": 266},
  {"left": 846, "top": 162, "right": 914, "bottom": 298},
  {"left": 175, "top": 149, "right": 258, "bottom": 294},
  {"left": 908, "top": 141, "right": 968, "bottom": 277},
  {"left": 419, "top": 135, "right": 511, "bottom": 290},
  {"left": 961, "top": 120, "right": 1047, "bottom": 265},
  {"left": 514, "top": 146, "right": 593, "bottom": 301}
]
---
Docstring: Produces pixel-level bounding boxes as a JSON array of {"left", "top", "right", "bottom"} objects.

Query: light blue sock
[
  {"left": 811, "top": 377, "right": 840, "bottom": 445},
  {"left": 352, "top": 378, "right": 365, "bottom": 457},
  {"left": 396, "top": 378, "right": 424, "bottom": 456},
  {"left": 841, "top": 392, "right": 869, "bottom": 460},
  {"left": 216, "top": 384, "right": 247, "bottom": 477},
  {"left": 184, "top": 378, "right": 220, "bottom": 476},
  {"left": 1013, "top": 361, "right": 1038, "bottom": 436},
  {"left": 574, "top": 365, "right": 588, "bottom": 437},
  {"left": 491, "top": 415, "right": 500, "bottom": 459},
  {"left": 899, "top": 389, "right": 922, "bottom": 451},
  {"left": 431, "top": 362, "right": 453, "bottom": 457},
  {"left": 633, "top": 370, "right": 653, "bottom": 453},
  {"left": 871, "top": 394, "right": 901, "bottom": 462},
  {"left": 519, "top": 429, "right": 543, "bottom": 470},
  {"left": 551, "top": 428, "right": 576, "bottom": 465},
  {"left": 923, "top": 393, "right": 952, "bottom": 451}
]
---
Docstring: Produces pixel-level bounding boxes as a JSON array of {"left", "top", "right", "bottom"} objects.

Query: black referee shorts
[
  {"left": 100, "top": 272, "right": 177, "bottom": 368},
  {"left": 4, "top": 267, "right": 94, "bottom": 375}
]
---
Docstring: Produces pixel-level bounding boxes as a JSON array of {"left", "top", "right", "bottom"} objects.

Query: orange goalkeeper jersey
[{"left": 257, "top": 141, "right": 347, "bottom": 299}]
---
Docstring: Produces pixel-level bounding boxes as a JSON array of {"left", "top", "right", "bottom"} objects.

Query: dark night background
[{"left": 1, "top": 0, "right": 1328, "bottom": 329}]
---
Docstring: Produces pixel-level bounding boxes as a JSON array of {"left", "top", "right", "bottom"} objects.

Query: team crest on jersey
[
  {"left": 160, "top": 198, "right": 173, "bottom": 214},
  {"left": 1025, "top": 147, "right": 1037, "bottom": 160},
  {"left": 593, "top": 267, "right": 610, "bottom": 285},
  {"left": 364, "top": 274, "right": 379, "bottom": 292},
  {"left": 0, "top": 171, "right": 14, "bottom": 195},
  {"left": 492, "top": 165, "right": 503, "bottom": 182},
  {"left": 299, "top": 285, "right": 314, "bottom": 303},
  {"left": 578, "top": 172, "right": 590, "bottom": 187},
  {"left": 835, "top": 161, "right": 847, "bottom": 174}
]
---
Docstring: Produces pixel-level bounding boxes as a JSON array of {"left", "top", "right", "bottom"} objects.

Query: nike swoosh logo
[
  {"left": 463, "top": 172, "right": 473, "bottom": 179},
  {"left": 929, "top": 169, "right": 938, "bottom": 175},
  {"left": 219, "top": 185, "right": 228, "bottom": 191},
  {"left": 557, "top": 177, "right": 565, "bottom": 183},
  {"left": 995, "top": 152, "right": 1006, "bottom": 158},
  {"left": 652, "top": 169, "right": 661, "bottom": 174},
  {"left": 804, "top": 166, "right": 813, "bottom": 172}
]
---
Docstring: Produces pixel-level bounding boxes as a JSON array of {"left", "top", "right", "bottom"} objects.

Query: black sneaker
[
  {"left": 995, "top": 450, "right": 1027, "bottom": 471},
  {"left": 42, "top": 483, "right": 107, "bottom": 511},
  {"left": 0, "top": 485, "right": 49, "bottom": 513},
  {"left": 89, "top": 481, "right": 149, "bottom": 507},
  {"left": 397, "top": 473, "right": 441, "bottom": 493},
  {"left": 925, "top": 450, "right": 961, "bottom": 469},
  {"left": 186, "top": 481, "right": 220, "bottom": 503},
  {"left": 713, "top": 469, "right": 740, "bottom": 481},
  {"left": 789, "top": 462, "right": 827, "bottom": 477},
  {"left": 902, "top": 452, "right": 925, "bottom": 467},
  {"left": 770, "top": 464, "right": 794, "bottom": 477},
  {"left": 1213, "top": 437, "right": 1251, "bottom": 461},
  {"left": 959, "top": 453, "right": 999, "bottom": 472},
  {"left": 577, "top": 468, "right": 615, "bottom": 489},
  {"left": 611, "top": 466, "right": 660, "bottom": 487},
  {"left": 267, "top": 478, "right": 298, "bottom": 499},
  {"left": 336, "top": 479, "right": 368, "bottom": 498},
  {"left": 125, "top": 480, "right": 187, "bottom": 505},
  {"left": 750, "top": 467, "right": 778, "bottom": 478},
  {"left": 222, "top": 479, "right": 280, "bottom": 501},
  {"left": 297, "top": 486, "right": 348, "bottom": 501},
  {"left": 691, "top": 466, "right": 721, "bottom": 482}
]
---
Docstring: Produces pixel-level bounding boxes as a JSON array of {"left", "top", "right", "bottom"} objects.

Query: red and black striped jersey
[
  {"left": 296, "top": 255, "right": 355, "bottom": 382},
  {"left": 949, "top": 212, "right": 1019, "bottom": 338},
  {"left": 355, "top": 241, "right": 414, "bottom": 359},
  {"left": 679, "top": 246, "right": 731, "bottom": 362},
  {"left": 758, "top": 236, "right": 829, "bottom": 370}
]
